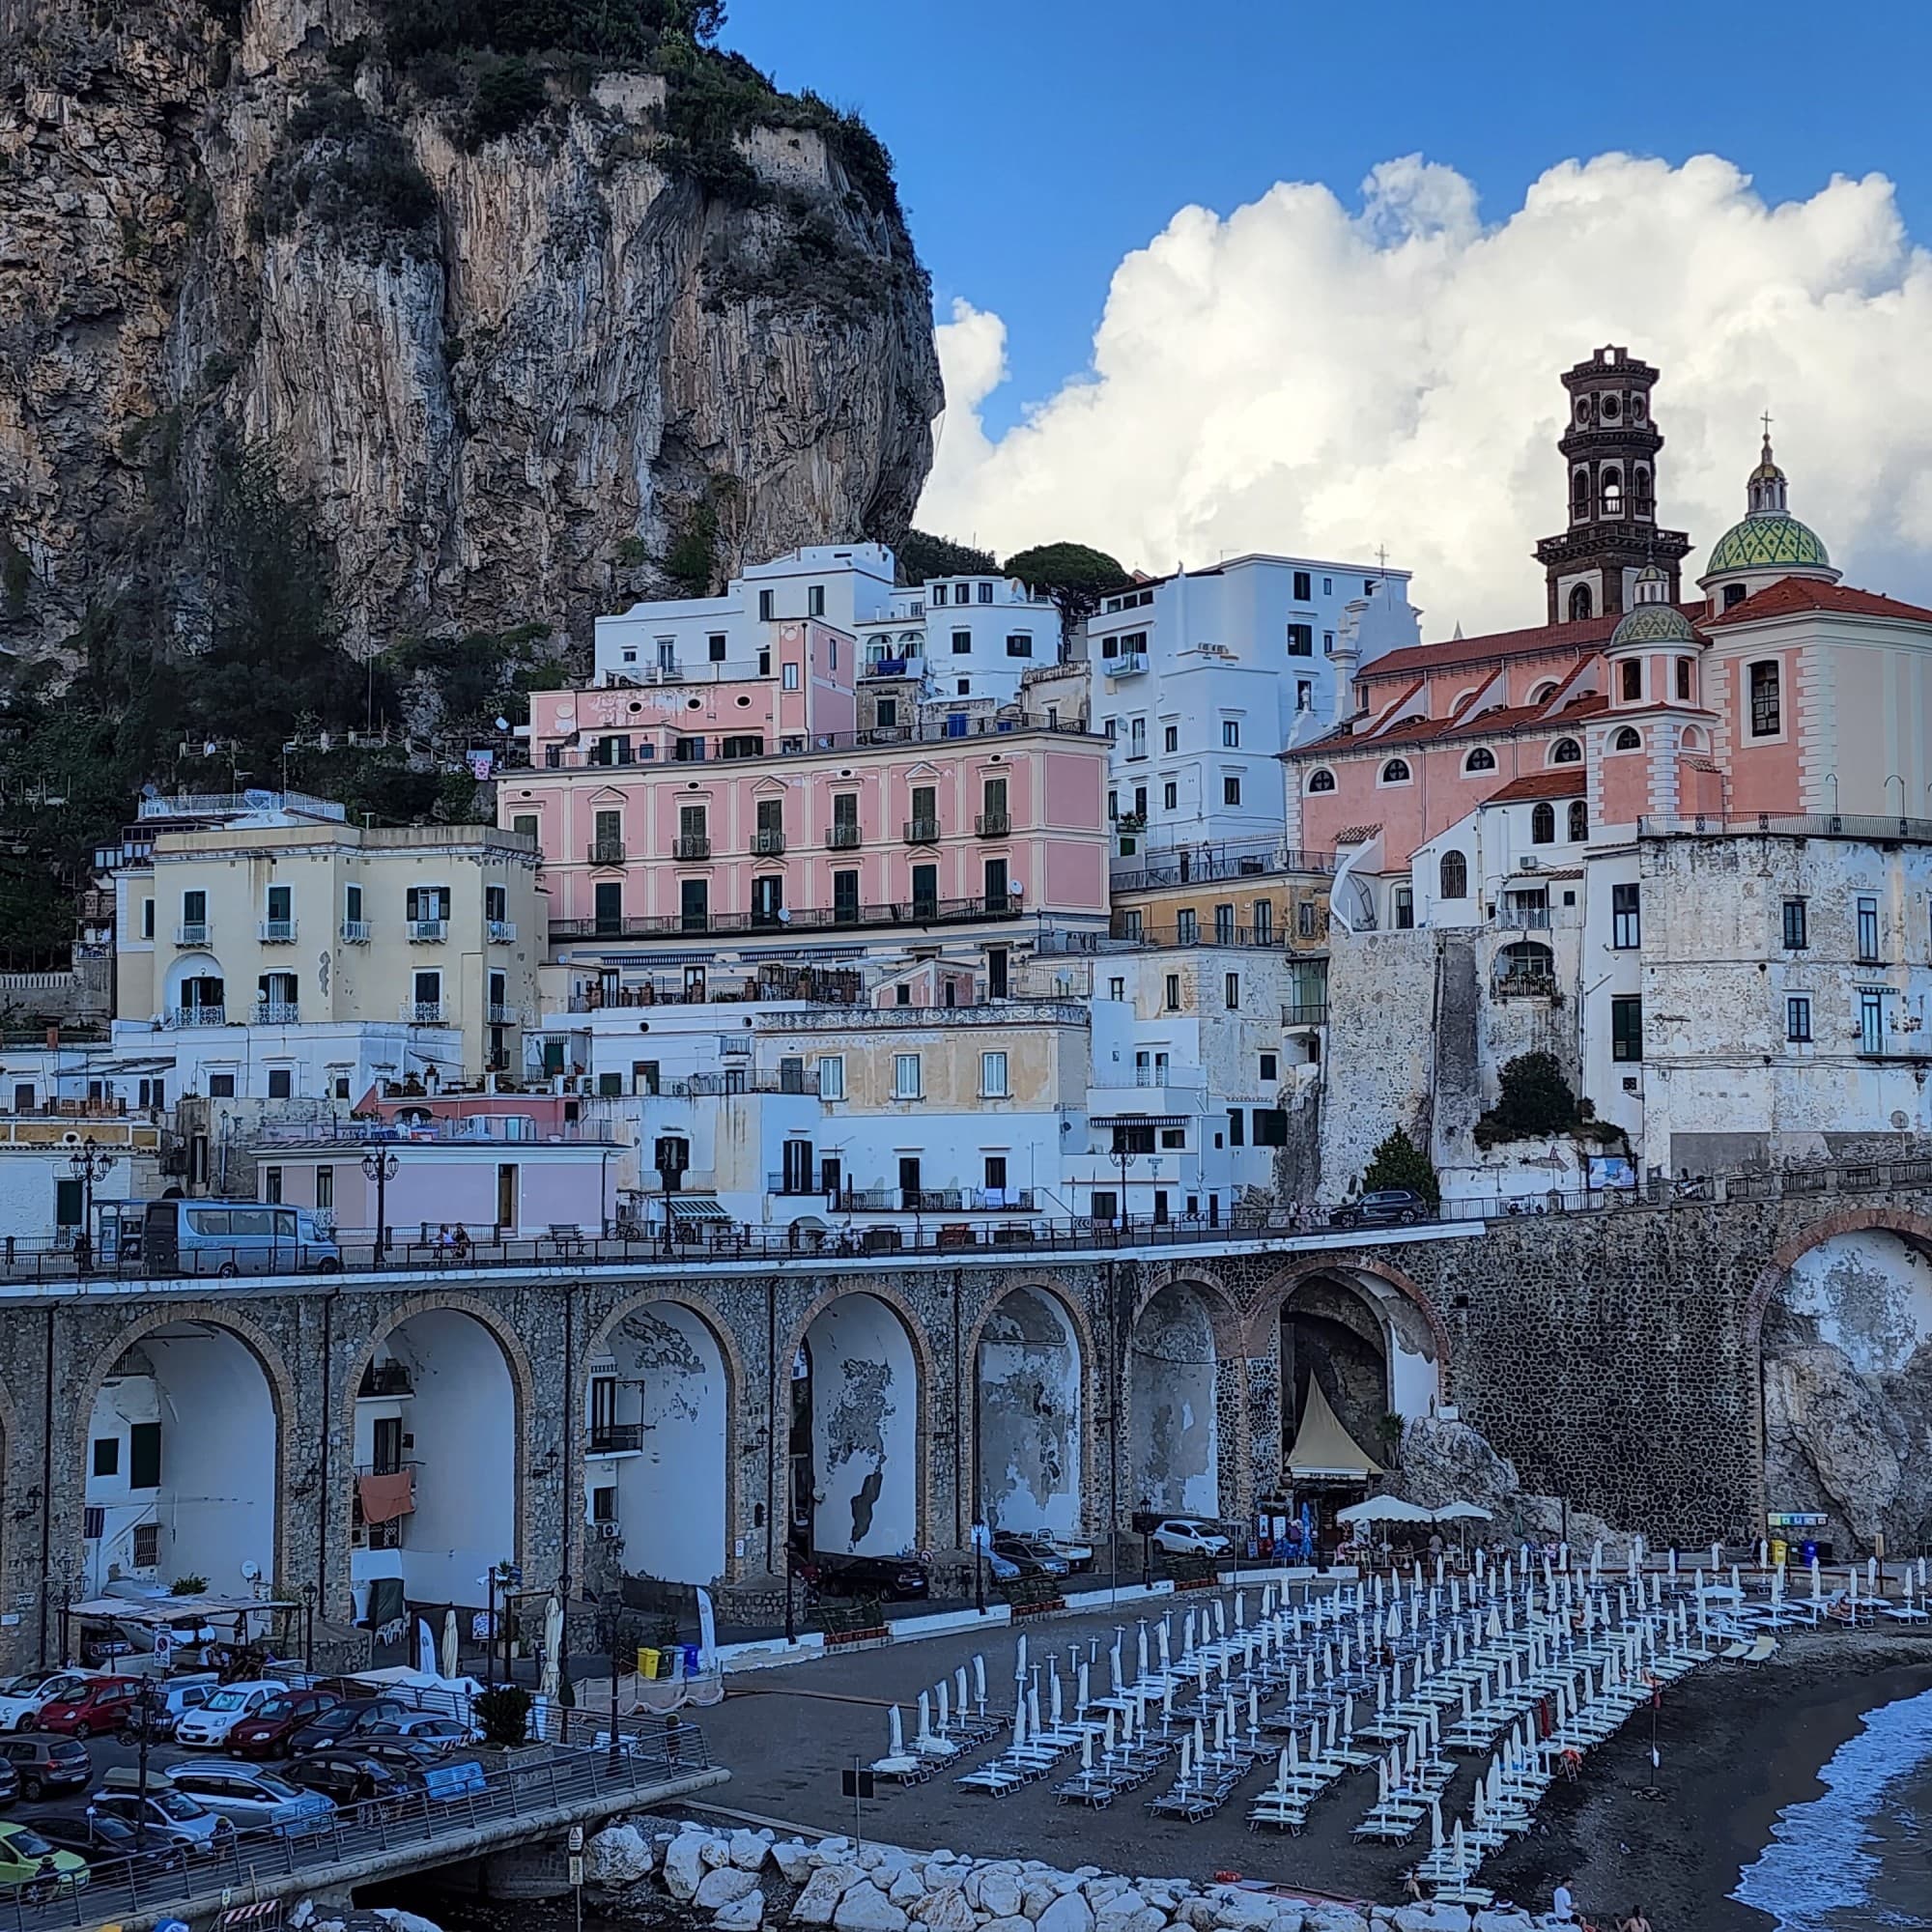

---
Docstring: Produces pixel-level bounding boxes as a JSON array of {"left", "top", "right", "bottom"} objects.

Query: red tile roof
[
  {"left": 1484, "top": 768, "right": 1589, "bottom": 804},
  {"left": 1295, "top": 691, "right": 1606, "bottom": 757},
  {"left": 1364, "top": 604, "right": 1708, "bottom": 681},
  {"left": 1702, "top": 578, "right": 1932, "bottom": 628}
]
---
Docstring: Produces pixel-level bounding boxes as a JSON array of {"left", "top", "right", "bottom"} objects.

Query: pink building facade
[{"left": 506, "top": 617, "right": 1112, "bottom": 940}]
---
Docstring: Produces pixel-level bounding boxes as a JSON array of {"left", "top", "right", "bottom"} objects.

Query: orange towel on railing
[{"left": 357, "top": 1471, "right": 415, "bottom": 1523}]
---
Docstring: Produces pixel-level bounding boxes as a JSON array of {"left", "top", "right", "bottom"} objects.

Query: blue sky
[{"left": 728, "top": 0, "right": 1932, "bottom": 437}]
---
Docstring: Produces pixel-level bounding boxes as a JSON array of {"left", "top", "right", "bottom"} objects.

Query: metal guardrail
[{"left": 0, "top": 1734, "right": 710, "bottom": 1932}]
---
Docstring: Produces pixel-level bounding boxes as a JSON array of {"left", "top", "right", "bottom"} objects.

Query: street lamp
[
  {"left": 361, "top": 1150, "right": 398, "bottom": 1264},
  {"left": 1113, "top": 1140, "right": 1134, "bottom": 1233},
  {"left": 68, "top": 1136, "right": 115, "bottom": 1268},
  {"left": 300, "top": 1580, "right": 317, "bottom": 1669}
]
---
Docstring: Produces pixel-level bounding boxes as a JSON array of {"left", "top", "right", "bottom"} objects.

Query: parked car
[
  {"left": 227, "top": 1690, "right": 343, "bottom": 1759},
  {"left": 0, "top": 1735, "right": 91, "bottom": 1804},
  {"left": 0, "top": 1822, "right": 89, "bottom": 1896},
  {"left": 0, "top": 1675, "right": 95, "bottom": 1734},
  {"left": 281, "top": 1751, "right": 423, "bottom": 1813},
  {"left": 113, "top": 1679, "right": 216, "bottom": 1747},
  {"left": 92, "top": 1776, "right": 233, "bottom": 1852},
  {"left": 159, "top": 1763, "right": 335, "bottom": 1837},
  {"left": 32, "top": 1678, "right": 145, "bottom": 1741},
  {"left": 287, "top": 1698, "right": 409, "bottom": 1755},
  {"left": 813, "top": 1552, "right": 930, "bottom": 1602},
  {"left": 355, "top": 1714, "right": 471, "bottom": 1752},
  {"left": 1150, "top": 1518, "right": 1231, "bottom": 1558},
  {"left": 353, "top": 1736, "right": 461, "bottom": 1774},
  {"left": 1329, "top": 1188, "right": 1432, "bottom": 1229},
  {"left": 0, "top": 1760, "right": 16, "bottom": 1809},
  {"left": 173, "top": 1681, "right": 290, "bottom": 1749},
  {"left": 991, "top": 1533, "right": 1070, "bottom": 1578},
  {"left": 982, "top": 1547, "right": 1021, "bottom": 1583},
  {"left": 25, "top": 1811, "right": 184, "bottom": 1882}
]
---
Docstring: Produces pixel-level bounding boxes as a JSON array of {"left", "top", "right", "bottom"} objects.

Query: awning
[
  {"left": 356, "top": 1471, "right": 415, "bottom": 1525},
  {"left": 1285, "top": 1379, "right": 1384, "bottom": 1483},
  {"left": 668, "top": 1196, "right": 735, "bottom": 1223}
]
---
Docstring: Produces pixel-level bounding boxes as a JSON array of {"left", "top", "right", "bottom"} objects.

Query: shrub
[
  {"left": 170, "top": 1574, "right": 210, "bottom": 1595},
  {"left": 1473, "top": 1051, "right": 1580, "bottom": 1149},
  {"left": 1361, "top": 1126, "right": 1439, "bottom": 1208},
  {"left": 895, "top": 530, "right": 996, "bottom": 584},
  {"left": 466, "top": 55, "right": 548, "bottom": 147},
  {"left": 473, "top": 1684, "right": 531, "bottom": 1746}
]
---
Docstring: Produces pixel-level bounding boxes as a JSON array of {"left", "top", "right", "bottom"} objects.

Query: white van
[
  {"left": 143, "top": 1201, "right": 340, "bottom": 1277},
  {"left": 173, "top": 1679, "right": 289, "bottom": 1748}
]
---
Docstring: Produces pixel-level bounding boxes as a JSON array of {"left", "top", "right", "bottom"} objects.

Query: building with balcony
[
  {"left": 110, "top": 796, "right": 541, "bottom": 1088},
  {"left": 1090, "top": 552, "right": 1418, "bottom": 865},
  {"left": 854, "top": 571, "right": 1063, "bottom": 723}
]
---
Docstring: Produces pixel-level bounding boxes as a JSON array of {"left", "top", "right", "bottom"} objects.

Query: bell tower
[{"left": 1533, "top": 346, "right": 1692, "bottom": 625}]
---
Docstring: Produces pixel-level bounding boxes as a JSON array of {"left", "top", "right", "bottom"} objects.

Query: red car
[
  {"left": 32, "top": 1676, "right": 144, "bottom": 1740},
  {"left": 227, "top": 1690, "right": 343, "bottom": 1759}
]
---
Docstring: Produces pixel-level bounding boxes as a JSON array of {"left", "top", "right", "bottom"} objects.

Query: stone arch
[
  {"left": 1743, "top": 1208, "right": 1932, "bottom": 1552},
  {"left": 575, "top": 1288, "right": 745, "bottom": 1591},
  {"left": 343, "top": 1293, "right": 536, "bottom": 1609},
  {"left": 962, "top": 1277, "right": 1095, "bottom": 1542},
  {"left": 1252, "top": 1255, "right": 1453, "bottom": 1373},
  {"left": 70, "top": 1303, "right": 298, "bottom": 1600},
  {"left": 782, "top": 1280, "right": 937, "bottom": 1559},
  {"left": 1124, "top": 1269, "right": 1247, "bottom": 1520}
]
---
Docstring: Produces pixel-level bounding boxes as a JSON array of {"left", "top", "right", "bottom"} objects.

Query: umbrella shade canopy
[
  {"left": 1288, "top": 1378, "right": 1385, "bottom": 1481},
  {"left": 1431, "top": 1500, "right": 1492, "bottom": 1521},
  {"left": 1338, "top": 1495, "right": 1435, "bottom": 1525}
]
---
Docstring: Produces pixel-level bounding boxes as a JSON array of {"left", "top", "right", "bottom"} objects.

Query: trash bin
[
  {"left": 1771, "top": 1538, "right": 1787, "bottom": 1568},
  {"left": 1800, "top": 1539, "right": 1818, "bottom": 1567}
]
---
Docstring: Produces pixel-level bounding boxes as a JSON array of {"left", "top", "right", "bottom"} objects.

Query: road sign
[
  {"left": 839, "top": 1767, "right": 876, "bottom": 1800},
  {"left": 569, "top": 1857, "right": 585, "bottom": 1887}
]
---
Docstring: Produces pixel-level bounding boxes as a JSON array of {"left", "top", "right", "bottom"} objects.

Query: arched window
[
  {"left": 1439, "top": 850, "right": 1468, "bottom": 899},
  {"left": 1550, "top": 737, "right": 1582, "bottom": 764},
  {"left": 1634, "top": 466, "right": 1653, "bottom": 510},
  {"left": 1463, "top": 747, "right": 1496, "bottom": 773},
  {"left": 1569, "top": 584, "right": 1593, "bottom": 622},
  {"left": 1600, "top": 467, "right": 1622, "bottom": 514},
  {"left": 1682, "top": 725, "right": 1706, "bottom": 752},
  {"left": 1571, "top": 469, "right": 1590, "bottom": 517},
  {"left": 1306, "top": 767, "right": 1336, "bottom": 794},
  {"left": 1620, "top": 659, "right": 1642, "bottom": 701},
  {"left": 1567, "top": 799, "right": 1588, "bottom": 842},
  {"left": 1496, "top": 940, "right": 1555, "bottom": 988},
  {"left": 1528, "top": 681, "right": 1558, "bottom": 705},
  {"left": 1612, "top": 725, "right": 1642, "bottom": 752},
  {"left": 1530, "top": 802, "right": 1556, "bottom": 844},
  {"left": 1379, "top": 758, "right": 1411, "bottom": 785},
  {"left": 1723, "top": 582, "right": 1748, "bottom": 611}
]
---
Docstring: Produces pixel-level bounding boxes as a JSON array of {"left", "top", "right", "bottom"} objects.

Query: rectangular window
[
  {"left": 1163, "top": 781, "right": 1178, "bottom": 810},
  {"left": 313, "top": 1165, "right": 334, "bottom": 1210},
  {"left": 1129, "top": 718, "right": 1146, "bottom": 756},
  {"left": 92, "top": 1436, "right": 119, "bottom": 1477},
  {"left": 1611, "top": 994, "right": 1644, "bottom": 1063},
  {"left": 1175, "top": 909, "right": 1198, "bottom": 944},
  {"left": 1252, "top": 1108, "right": 1288, "bottom": 1148},
  {"left": 1676, "top": 658, "right": 1691, "bottom": 700},
  {"left": 758, "top": 588, "right": 774, "bottom": 621},
  {"left": 1620, "top": 659, "right": 1642, "bottom": 701},
  {"left": 808, "top": 583, "right": 825, "bottom": 617},
  {"left": 931, "top": 583, "right": 947, "bottom": 606},
  {"left": 1785, "top": 996, "right": 1813, "bottom": 1043},
  {"left": 1858, "top": 895, "right": 1881, "bottom": 963},
  {"left": 893, "top": 1053, "right": 922, "bottom": 1099},
  {"left": 1254, "top": 900, "right": 1272, "bottom": 945},
  {"left": 1259, "top": 1051, "right": 1278, "bottom": 1081},
  {"left": 952, "top": 628, "right": 971, "bottom": 654},
  {"left": 1296, "top": 679, "right": 1312, "bottom": 711},
  {"left": 1006, "top": 633, "right": 1033, "bottom": 658},
  {"left": 128, "top": 1421, "right": 161, "bottom": 1490},
  {"left": 1287, "top": 623, "right": 1313, "bottom": 656},
  {"left": 781, "top": 661, "right": 800, "bottom": 691},
  {"left": 1861, "top": 987, "right": 1885, "bottom": 1055},
  {"left": 132, "top": 1523, "right": 160, "bottom": 1569},
  {"left": 1749, "top": 660, "right": 1781, "bottom": 736},
  {"left": 911, "top": 863, "right": 939, "bottom": 917},
  {"left": 832, "top": 868, "right": 860, "bottom": 922},
  {"left": 1612, "top": 882, "right": 1641, "bottom": 949},
  {"left": 1164, "top": 971, "right": 1182, "bottom": 1009},
  {"left": 1163, "top": 724, "right": 1179, "bottom": 753},
  {"left": 1120, "top": 909, "right": 1142, "bottom": 940},
  {"left": 983, "top": 856, "right": 1009, "bottom": 907},
  {"left": 1091, "top": 1189, "right": 1117, "bottom": 1222},
  {"left": 980, "top": 1051, "right": 1009, "bottom": 1097},
  {"left": 875, "top": 697, "right": 898, "bottom": 727},
  {"left": 1297, "top": 900, "right": 1317, "bottom": 940},
  {"left": 709, "top": 632, "right": 727, "bottom": 662},
  {"left": 1214, "top": 902, "right": 1235, "bottom": 944},
  {"left": 1222, "top": 720, "right": 1240, "bottom": 748},
  {"left": 978, "top": 582, "right": 993, "bottom": 604},
  {"left": 406, "top": 885, "right": 451, "bottom": 922},
  {"left": 209, "top": 1072, "right": 236, "bottom": 1098},
  {"left": 1223, "top": 775, "right": 1242, "bottom": 806},
  {"left": 1108, "top": 977, "right": 1125, "bottom": 1001},
  {"left": 1226, "top": 1108, "right": 1245, "bottom": 1148},
  {"left": 817, "top": 1055, "right": 845, "bottom": 1100},
  {"left": 1394, "top": 885, "right": 1414, "bottom": 929},
  {"left": 267, "top": 1068, "right": 294, "bottom": 1099},
  {"left": 1782, "top": 897, "right": 1807, "bottom": 950},
  {"left": 263, "top": 1166, "right": 282, "bottom": 1204},
  {"left": 485, "top": 883, "right": 507, "bottom": 923},
  {"left": 1224, "top": 971, "right": 1240, "bottom": 1010},
  {"left": 1293, "top": 569, "right": 1312, "bottom": 601}
]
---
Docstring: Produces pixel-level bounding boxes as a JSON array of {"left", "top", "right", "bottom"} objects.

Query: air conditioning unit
[
  {"left": 1519, "top": 856, "right": 1540, "bottom": 870},
  {"left": 596, "top": 1523, "right": 622, "bottom": 1541}
]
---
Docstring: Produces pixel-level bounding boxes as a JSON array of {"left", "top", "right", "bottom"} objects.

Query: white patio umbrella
[
  {"left": 1452, "top": 1817, "right": 1469, "bottom": 1878},
  {"left": 1080, "top": 1724, "right": 1093, "bottom": 1772},
  {"left": 1010, "top": 1694, "right": 1029, "bottom": 1750},
  {"left": 1158, "top": 1617, "right": 1172, "bottom": 1669},
  {"left": 917, "top": 1690, "right": 933, "bottom": 1744},
  {"left": 1275, "top": 1746, "right": 1291, "bottom": 1795},
  {"left": 1137, "top": 1622, "right": 1149, "bottom": 1681},
  {"left": 1248, "top": 1686, "right": 1260, "bottom": 1735},
  {"left": 1014, "top": 1632, "right": 1027, "bottom": 1682},
  {"left": 1078, "top": 1659, "right": 1091, "bottom": 1710},
  {"left": 1214, "top": 1597, "right": 1227, "bottom": 1639},
  {"left": 974, "top": 1653, "right": 987, "bottom": 1708},
  {"left": 1235, "top": 1590, "right": 1246, "bottom": 1630},
  {"left": 538, "top": 1593, "right": 563, "bottom": 1700},
  {"left": 440, "top": 1607, "right": 459, "bottom": 1680},
  {"left": 1430, "top": 1795, "right": 1444, "bottom": 1849},
  {"left": 937, "top": 1677, "right": 951, "bottom": 1730},
  {"left": 1049, "top": 1669, "right": 1064, "bottom": 1727},
  {"left": 1026, "top": 1683, "right": 1040, "bottom": 1737},
  {"left": 888, "top": 1704, "right": 905, "bottom": 1755},
  {"left": 1178, "top": 1734, "right": 1193, "bottom": 1784},
  {"left": 955, "top": 1664, "right": 969, "bottom": 1712}
]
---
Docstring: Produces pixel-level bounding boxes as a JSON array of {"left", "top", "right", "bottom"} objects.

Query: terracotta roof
[
  {"left": 1364, "top": 604, "right": 1706, "bottom": 681},
  {"left": 1333, "top": 824, "right": 1382, "bottom": 845},
  {"left": 1296, "top": 691, "right": 1606, "bottom": 757},
  {"left": 1484, "top": 769, "right": 1589, "bottom": 804},
  {"left": 1701, "top": 578, "right": 1932, "bottom": 628}
]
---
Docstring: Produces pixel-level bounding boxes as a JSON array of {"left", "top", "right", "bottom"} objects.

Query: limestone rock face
[
  {"left": 715, "top": 1893, "right": 766, "bottom": 1932},
  {"left": 832, "top": 1883, "right": 909, "bottom": 1932},
  {"left": 0, "top": 0, "right": 941, "bottom": 663},
  {"left": 1762, "top": 1330, "right": 1919, "bottom": 1547}
]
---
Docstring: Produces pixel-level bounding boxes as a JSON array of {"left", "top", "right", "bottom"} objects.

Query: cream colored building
[{"left": 113, "top": 796, "right": 541, "bottom": 1082}]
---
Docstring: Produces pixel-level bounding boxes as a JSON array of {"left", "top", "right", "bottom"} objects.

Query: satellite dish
[
  {"left": 777, "top": 907, "right": 792, "bottom": 923},
  {"left": 495, "top": 716, "right": 511, "bottom": 733},
  {"left": 141, "top": 781, "right": 161, "bottom": 800},
  {"left": 1009, "top": 881, "right": 1024, "bottom": 897},
  {"left": 241, "top": 1560, "right": 260, "bottom": 1580}
]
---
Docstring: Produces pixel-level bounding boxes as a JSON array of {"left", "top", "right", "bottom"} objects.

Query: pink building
[{"left": 504, "top": 619, "right": 1112, "bottom": 942}]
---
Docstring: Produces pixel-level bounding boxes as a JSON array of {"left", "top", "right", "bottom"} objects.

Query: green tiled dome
[
  {"left": 1706, "top": 513, "right": 1831, "bottom": 574},
  {"left": 1610, "top": 601, "right": 1697, "bottom": 647}
]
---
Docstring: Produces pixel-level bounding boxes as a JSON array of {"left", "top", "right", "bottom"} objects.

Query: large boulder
[
  {"left": 1036, "top": 1893, "right": 1094, "bottom": 1932},
  {"left": 586, "top": 1824, "right": 654, "bottom": 1886},
  {"left": 729, "top": 1831, "right": 771, "bottom": 1872},
  {"left": 833, "top": 1884, "right": 909, "bottom": 1932},
  {"left": 697, "top": 1869, "right": 762, "bottom": 1912},
  {"left": 665, "top": 1834, "right": 710, "bottom": 1901},
  {"left": 912, "top": 1890, "right": 979, "bottom": 1932},
  {"left": 716, "top": 1894, "right": 766, "bottom": 1932},
  {"left": 977, "top": 1872, "right": 1025, "bottom": 1919},
  {"left": 793, "top": 1863, "right": 861, "bottom": 1925},
  {"left": 772, "top": 1842, "right": 815, "bottom": 1885}
]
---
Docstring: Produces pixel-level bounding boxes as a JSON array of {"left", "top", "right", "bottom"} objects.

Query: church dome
[
  {"left": 1609, "top": 600, "right": 1697, "bottom": 647},
  {"left": 1705, "top": 511, "right": 1831, "bottom": 575}
]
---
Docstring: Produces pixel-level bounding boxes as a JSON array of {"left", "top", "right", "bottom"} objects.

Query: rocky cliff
[{"left": 0, "top": 0, "right": 942, "bottom": 660}]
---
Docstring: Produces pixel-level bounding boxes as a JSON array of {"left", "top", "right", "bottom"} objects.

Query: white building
[
  {"left": 1087, "top": 554, "right": 1419, "bottom": 864},
  {"left": 594, "top": 543, "right": 897, "bottom": 685},
  {"left": 854, "top": 573, "right": 1064, "bottom": 724}
]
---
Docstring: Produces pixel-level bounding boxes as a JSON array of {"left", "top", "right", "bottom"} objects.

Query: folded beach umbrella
[
  {"left": 889, "top": 1704, "right": 905, "bottom": 1754},
  {"left": 917, "top": 1690, "right": 933, "bottom": 1744},
  {"left": 1431, "top": 1795, "right": 1444, "bottom": 1849},
  {"left": 1015, "top": 1631, "right": 1028, "bottom": 1681},
  {"left": 1080, "top": 1723, "right": 1093, "bottom": 1772}
]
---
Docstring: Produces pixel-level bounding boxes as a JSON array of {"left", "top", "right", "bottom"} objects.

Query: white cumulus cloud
[{"left": 919, "top": 153, "right": 1932, "bottom": 635}]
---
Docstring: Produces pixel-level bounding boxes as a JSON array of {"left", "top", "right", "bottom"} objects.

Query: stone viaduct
[{"left": 0, "top": 1172, "right": 1922, "bottom": 1672}]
